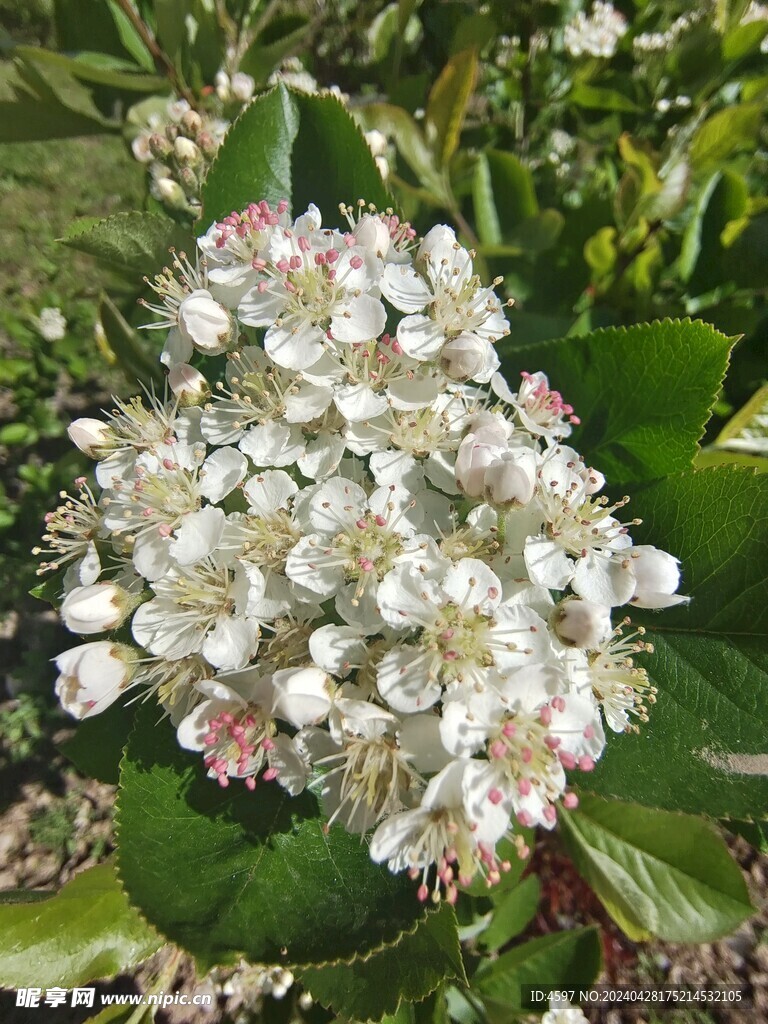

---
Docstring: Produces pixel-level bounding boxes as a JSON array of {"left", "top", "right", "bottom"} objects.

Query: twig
[{"left": 114, "top": 0, "right": 196, "bottom": 106}]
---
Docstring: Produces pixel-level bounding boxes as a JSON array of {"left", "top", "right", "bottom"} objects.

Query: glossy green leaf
[
  {"left": 0, "top": 863, "right": 161, "bottom": 989},
  {"left": 299, "top": 905, "right": 466, "bottom": 1021},
  {"left": 289, "top": 89, "right": 392, "bottom": 222},
  {"left": 425, "top": 49, "right": 478, "bottom": 165},
  {"left": 202, "top": 84, "right": 299, "bottom": 219},
  {"left": 478, "top": 875, "right": 540, "bottom": 953},
  {"left": 472, "top": 926, "right": 601, "bottom": 1014},
  {"left": 502, "top": 319, "right": 733, "bottom": 484},
  {"left": 202, "top": 85, "right": 390, "bottom": 225},
  {"left": 116, "top": 703, "right": 426, "bottom": 969},
  {"left": 63, "top": 211, "right": 192, "bottom": 279},
  {"left": 560, "top": 796, "right": 753, "bottom": 942},
  {"left": 584, "top": 468, "right": 768, "bottom": 820},
  {"left": 690, "top": 104, "right": 763, "bottom": 169}
]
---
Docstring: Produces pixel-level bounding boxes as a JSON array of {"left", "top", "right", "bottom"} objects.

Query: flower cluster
[
  {"left": 42, "top": 200, "right": 686, "bottom": 902},
  {"left": 564, "top": 1, "right": 627, "bottom": 59},
  {"left": 130, "top": 99, "right": 232, "bottom": 216}
]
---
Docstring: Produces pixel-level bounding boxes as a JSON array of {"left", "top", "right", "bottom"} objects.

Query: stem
[
  {"left": 123, "top": 945, "right": 184, "bottom": 1024},
  {"left": 114, "top": 0, "right": 196, "bottom": 106},
  {"left": 497, "top": 510, "right": 508, "bottom": 549}
]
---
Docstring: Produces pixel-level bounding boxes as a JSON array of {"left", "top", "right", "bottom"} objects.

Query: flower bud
[
  {"left": 180, "top": 109, "right": 203, "bottom": 137},
  {"left": 178, "top": 289, "right": 236, "bottom": 355},
  {"left": 214, "top": 70, "right": 230, "bottom": 102},
  {"left": 455, "top": 433, "right": 506, "bottom": 498},
  {"left": 441, "top": 334, "right": 488, "bottom": 382},
  {"left": 168, "top": 363, "right": 211, "bottom": 406},
  {"left": 628, "top": 545, "right": 687, "bottom": 608},
  {"left": 550, "top": 597, "right": 612, "bottom": 649},
  {"left": 197, "top": 131, "right": 218, "bottom": 160},
  {"left": 483, "top": 450, "right": 535, "bottom": 508},
  {"left": 67, "top": 417, "right": 111, "bottom": 458},
  {"left": 61, "top": 582, "right": 136, "bottom": 635},
  {"left": 353, "top": 214, "right": 391, "bottom": 257},
  {"left": 230, "top": 72, "right": 255, "bottom": 102},
  {"left": 173, "top": 135, "right": 202, "bottom": 167},
  {"left": 148, "top": 132, "right": 173, "bottom": 160},
  {"left": 55, "top": 641, "right": 137, "bottom": 719},
  {"left": 177, "top": 166, "right": 200, "bottom": 195},
  {"left": 131, "top": 133, "right": 153, "bottom": 163},
  {"left": 164, "top": 122, "right": 180, "bottom": 143},
  {"left": 155, "top": 177, "right": 187, "bottom": 210}
]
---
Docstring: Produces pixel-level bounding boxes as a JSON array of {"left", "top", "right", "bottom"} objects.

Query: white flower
[
  {"left": 370, "top": 759, "right": 512, "bottom": 900},
  {"left": 239, "top": 206, "right": 386, "bottom": 370},
  {"left": 524, "top": 446, "right": 638, "bottom": 607},
  {"left": 492, "top": 370, "right": 579, "bottom": 440},
  {"left": 564, "top": 2, "right": 627, "bottom": 58},
  {"left": 55, "top": 642, "right": 137, "bottom": 718},
  {"left": 131, "top": 556, "right": 262, "bottom": 670},
  {"left": 381, "top": 225, "right": 509, "bottom": 378},
  {"left": 178, "top": 289, "right": 236, "bottom": 357},
  {"left": 376, "top": 559, "right": 551, "bottom": 713},
  {"left": 230, "top": 72, "right": 255, "bottom": 102},
  {"left": 37, "top": 307, "right": 67, "bottom": 341}
]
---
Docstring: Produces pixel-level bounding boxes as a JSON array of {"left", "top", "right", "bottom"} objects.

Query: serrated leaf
[
  {"left": 425, "top": 49, "right": 478, "bottom": 166},
  {"left": 202, "top": 85, "right": 390, "bottom": 226},
  {"left": 584, "top": 467, "right": 768, "bottom": 820},
  {"left": 502, "top": 319, "right": 732, "bottom": 484},
  {"left": 59, "top": 695, "right": 137, "bottom": 785},
  {"left": 690, "top": 104, "right": 763, "bottom": 169},
  {"left": 116, "top": 703, "right": 426, "bottom": 968},
  {"left": 560, "top": 796, "right": 753, "bottom": 942},
  {"left": 299, "top": 904, "right": 466, "bottom": 1022},
  {"left": 0, "top": 863, "right": 161, "bottom": 989},
  {"left": 472, "top": 926, "right": 601, "bottom": 1015},
  {"left": 202, "top": 85, "right": 299, "bottom": 218},
  {"left": 63, "top": 211, "right": 192, "bottom": 279}
]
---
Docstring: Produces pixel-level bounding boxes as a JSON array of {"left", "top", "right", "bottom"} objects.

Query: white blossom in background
[
  {"left": 564, "top": 2, "right": 627, "bottom": 58},
  {"left": 37, "top": 307, "right": 67, "bottom": 341},
  {"left": 42, "top": 197, "right": 686, "bottom": 903}
]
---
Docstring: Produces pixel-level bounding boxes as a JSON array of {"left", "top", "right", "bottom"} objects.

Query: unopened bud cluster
[{"left": 42, "top": 199, "right": 686, "bottom": 903}]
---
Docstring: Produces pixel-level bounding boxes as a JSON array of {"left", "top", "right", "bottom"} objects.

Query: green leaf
[
  {"left": 690, "top": 104, "right": 763, "bottom": 170},
  {"left": 501, "top": 319, "right": 733, "bottom": 484},
  {"left": 478, "top": 875, "right": 540, "bottom": 953},
  {"left": 202, "top": 85, "right": 390, "bottom": 225},
  {"left": 472, "top": 926, "right": 601, "bottom": 1015},
  {"left": 355, "top": 102, "right": 450, "bottom": 206},
  {"left": 289, "top": 90, "right": 392, "bottom": 222},
  {"left": 202, "top": 84, "right": 299, "bottom": 218},
  {"left": 425, "top": 49, "right": 478, "bottom": 166},
  {"left": 63, "top": 211, "right": 192, "bottom": 279},
  {"left": 473, "top": 150, "right": 539, "bottom": 247},
  {"left": 727, "top": 819, "right": 768, "bottom": 852},
  {"left": 560, "top": 795, "right": 753, "bottom": 942},
  {"left": 58, "top": 695, "right": 137, "bottom": 785},
  {"left": 584, "top": 467, "right": 768, "bottom": 820},
  {"left": 723, "top": 20, "right": 768, "bottom": 60},
  {"left": 13, "top": 45, "right": 167, "bottom": 92},
  {"left": 0, "top": 97, "right": 110, "bottom": 142},
  {"left": 0, "top": 863, "right": 161, "bottom": 989},
  {"left": 99, "top": 293, "right": 165, "bottom": 390},
  {"left": 116, "top": 703, "right": 426, "bottom": 969},
  {"left": 299, "top": 904, "right": 466, "bottom": 1021},
  {"left": 570, "top": 83, "right": 640, "bottom": 113},
  {"left": 238, "top": 20, "right": 310, "bottom": 85}
]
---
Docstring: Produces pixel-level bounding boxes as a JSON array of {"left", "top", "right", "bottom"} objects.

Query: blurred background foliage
[{"left": 0, "top": 0, "right": 765, "bottom": 712}]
